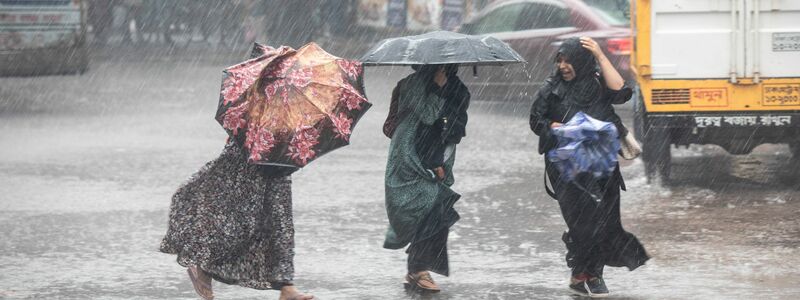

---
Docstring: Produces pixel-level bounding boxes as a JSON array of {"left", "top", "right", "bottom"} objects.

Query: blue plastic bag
[{"left": 547, "top": 111, "right": 620, "bottom": 182}]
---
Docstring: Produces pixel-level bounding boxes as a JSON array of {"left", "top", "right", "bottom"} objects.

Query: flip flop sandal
[
  {"left": 187, "top": 267, "right": 214, "bottom": 300},
  {"left": 404, "top": 273, "right": 441, "bottom": 293}
]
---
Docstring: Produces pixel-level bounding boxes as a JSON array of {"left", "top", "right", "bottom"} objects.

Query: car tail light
[{"left": 606, "top": 38, "right": 632, "bottom": 55}]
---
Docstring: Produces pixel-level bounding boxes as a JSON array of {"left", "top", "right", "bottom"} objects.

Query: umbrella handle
[{"left": 472, "top": 65, "right": 478, "bottom": 78}]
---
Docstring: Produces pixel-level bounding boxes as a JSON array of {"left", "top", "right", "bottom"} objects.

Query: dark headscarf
[{"left": 552, "top": 38, "right": 603, "bottom": 107}]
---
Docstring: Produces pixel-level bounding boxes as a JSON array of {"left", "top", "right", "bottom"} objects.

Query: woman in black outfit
[{"left": 529, "top": 37, "right": 650, "bottom": 298}]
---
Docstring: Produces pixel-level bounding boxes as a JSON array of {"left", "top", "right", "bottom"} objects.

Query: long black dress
[{"left": 529, "top": 38, "right": 649, "bottom": 278}]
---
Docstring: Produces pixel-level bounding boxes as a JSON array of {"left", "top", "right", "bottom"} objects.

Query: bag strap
[{"left": 544, "top": 166, "right": 558, "bottom": 200}]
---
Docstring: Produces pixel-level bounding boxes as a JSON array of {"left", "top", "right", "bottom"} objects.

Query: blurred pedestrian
[
  {"left": 382, "top": 64, "right": 470, "bottom": 293},
  {"left": 88, "top": 0, "right": 113, "bottom": 45},
  {"left": 159, "top": 141, "right": 314, "bottom": 300},
  {"left": 262, "top": 0, "right": 319, "bottom": 48},
  {"left": 529, "top": 37, "right": 650, "bottom": 298},
  {"left": 119, "top": 0, "right": 142, "bottom": 44},
  {"left": 321, "top": 0, "right": 355, "bottom": 37}
]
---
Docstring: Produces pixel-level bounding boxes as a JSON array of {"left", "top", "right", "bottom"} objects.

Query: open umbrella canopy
[
  {"left": 547, "top": 112, "right": 620, "bottom": 182},
  {"left": 215, "top": 42, "right": 371, "bottom": 169},
  {"left": 359, "top": 31, "right": 525, "bottom": 66}
]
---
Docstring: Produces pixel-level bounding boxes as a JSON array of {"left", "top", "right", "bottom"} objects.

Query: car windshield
[{"left": 583, "top": 0, "right": 630, "bottom": 27}]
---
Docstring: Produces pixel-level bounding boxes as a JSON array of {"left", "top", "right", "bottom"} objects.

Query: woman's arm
[
  {"left": 529, "top": 90, "right": 554, "bottom": 136},
  {"left": 581, "top": 37, "right": 624, "bottom": 90},
  {"left": 448, "top": 88, "right": 470, "bottom": 141},
  {"left": 382, "top": 84, "right": 402, "bottom": 138}
]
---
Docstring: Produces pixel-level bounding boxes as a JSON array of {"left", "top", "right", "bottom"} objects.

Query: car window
[
  {"left": 582, "top": 0, "right": 630, "bottom": 26},
  {"left": 468, "top": 3, "right": 526, "bottom": 35},
  {"left": 516, "top": 3, "right": 572, "bottom": 30}
]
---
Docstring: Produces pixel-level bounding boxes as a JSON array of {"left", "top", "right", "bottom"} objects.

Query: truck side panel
[
  {"left": 650, "top": 0, "right": 742, "bottom": 79},
  {"left": 750, "top": 0, "right": 800, "bottom": 79}
]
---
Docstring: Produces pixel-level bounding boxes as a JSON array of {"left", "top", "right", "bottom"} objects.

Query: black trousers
[
  {"left": 547, "top": 161, "right": 649, "bottom": 278},
  {"left": 407, "top": 228, "right": 450, "bottom": 276}
]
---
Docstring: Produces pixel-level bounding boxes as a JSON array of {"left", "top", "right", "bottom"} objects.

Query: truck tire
[
  {"left": 633, "top": 83, "right": 671, "bottom": 183},
  {"left": 642, "top": 126, "right": 671, "bottom": 184},
  {"left": 632, "top": 83, "right": 646, "bottom": 143},
  {"left": 75, "top": 43, "right": 90, "bottom": 75},
  {"left": 791, "top": 142, "right": 800, "bottom": 162}
]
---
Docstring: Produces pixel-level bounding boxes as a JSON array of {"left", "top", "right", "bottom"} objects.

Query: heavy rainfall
[{"left": 1, "top": 0, "right": 798, "bottom": 299}]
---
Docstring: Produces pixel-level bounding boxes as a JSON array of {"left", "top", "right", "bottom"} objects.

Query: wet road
[{"left": 1, "top": 49, "right": 799, "bottom": 299}]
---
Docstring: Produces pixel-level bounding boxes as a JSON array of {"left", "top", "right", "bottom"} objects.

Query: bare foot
[
  {"left": 279, "top": 285, "right": 314, "bottom": 300},
  {"left": 187, "top": 266, "right": 213, "bottom": 300}
]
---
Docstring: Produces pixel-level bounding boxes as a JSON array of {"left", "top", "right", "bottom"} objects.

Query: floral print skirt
[{"left": 160, "top": 142, "right": 294, "bottom": 290}]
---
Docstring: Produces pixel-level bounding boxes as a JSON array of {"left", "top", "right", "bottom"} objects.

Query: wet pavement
[{"left": 1, "top": 49, "right": 799, "bottom": 299}]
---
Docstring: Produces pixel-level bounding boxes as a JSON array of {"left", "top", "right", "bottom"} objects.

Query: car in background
[
  {"left": 457, "top": 0, "right": 631, "bottom": 102},
  {"left": 0, "top": 0, "right": 90, "bottom": 76}
]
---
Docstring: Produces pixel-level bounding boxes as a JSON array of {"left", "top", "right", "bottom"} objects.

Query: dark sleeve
[
  {"left": 606, "top": 106, "right": 629, "bottom": 139},
  {"left": 458, "top": 90, "right": 470, "bottom": 130},
  {"left": 428, "top": 143, "right": 445, "bottom": 168},
  {"left": 415, "top": 122, "right": 446, "bottom": 169},
  {"left": 603, "top": 80, "right": 635, "bottom": 105},
  {"left": 446, "top": 88, "right": 470, "bottom": 144},
  {"left": 529, "top": 89, "right": 553, "bottom": 136},
  {"left": 382, "top": 83, "right": 402, "bottom": 138}
]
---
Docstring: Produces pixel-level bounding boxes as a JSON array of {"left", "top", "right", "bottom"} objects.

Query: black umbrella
[{"left": 359, "top": 31, "right": 525, "bottom": 66}]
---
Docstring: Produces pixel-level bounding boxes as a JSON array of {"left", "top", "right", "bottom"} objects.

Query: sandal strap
[
  {"left": 409, "top": 272, "right": 434, "bottom": 283},
  {"left": 187, "top": 267, "right": 213, "bottom": 299}
]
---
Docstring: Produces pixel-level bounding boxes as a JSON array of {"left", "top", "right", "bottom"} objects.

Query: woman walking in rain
[
  {"left": 382, "top": 64, "right": 470, "bottom": 293},
  {"left": 157, "top": 41, "right": 372, "bottom": 300},
  {"left": 159, "top": 145, "right": 314, "bottom": 300},
  {"left": 529, "top": 37, "right": 650, "bottom": 298}
]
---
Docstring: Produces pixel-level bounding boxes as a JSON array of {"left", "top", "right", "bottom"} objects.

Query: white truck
[
  {"left": 0, "top": 0, "right": 89, "bottom": 76},
  {"left": 632, "top": 0, "right": 800, "bottom": 181}
]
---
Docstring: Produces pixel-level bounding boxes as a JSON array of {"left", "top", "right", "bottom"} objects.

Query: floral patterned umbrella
[{"left": 215, "top": 42, "right": 371, "bottom": 168}]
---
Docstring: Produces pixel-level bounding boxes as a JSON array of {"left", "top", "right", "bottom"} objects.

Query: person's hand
[
  {"left": 433, "top": 166, "right": 446, "bottom": 181},
  {"left": 580, "top": 37, "right": 605, "bottom": 59},
  {"left": 433, "top": 67, "right": 448, "bottom": 88},
  {"left": 550, "top": 122, "right": 563, "bottom": 129}
]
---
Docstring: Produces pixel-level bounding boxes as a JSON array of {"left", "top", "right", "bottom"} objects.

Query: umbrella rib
[
  {"left": 465, "top": 37, "right": 483, "bottom": 64},
  {"left": 292, "top": 84, "right": 335, "bottom": 119}
]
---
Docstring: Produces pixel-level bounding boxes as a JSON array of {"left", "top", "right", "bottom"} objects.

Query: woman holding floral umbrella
[{"left": 159, "top": 43, "right": 370, "bottom": 300}]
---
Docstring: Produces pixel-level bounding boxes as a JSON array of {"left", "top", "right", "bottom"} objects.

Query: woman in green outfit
[{"left": 382, "top": 64, "right": 470, "bottom": 293}]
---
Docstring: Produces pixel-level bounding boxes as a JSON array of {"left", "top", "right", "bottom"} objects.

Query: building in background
[
  {"left": 441, "top": 0, "right": 466, "bottom": 31},
  {"left": 357, "top": 0, "right": 475, "bottom": 31},
  {"left": 357, "top": 0, "right": 389, "bottom": 28},
  {"left": 386, "top": 0, "right": 406, "bottom": 28}
]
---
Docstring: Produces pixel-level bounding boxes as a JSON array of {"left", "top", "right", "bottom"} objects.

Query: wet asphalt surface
[{"left": 1, "top": 48, "right": 799, "bottom": 299}]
